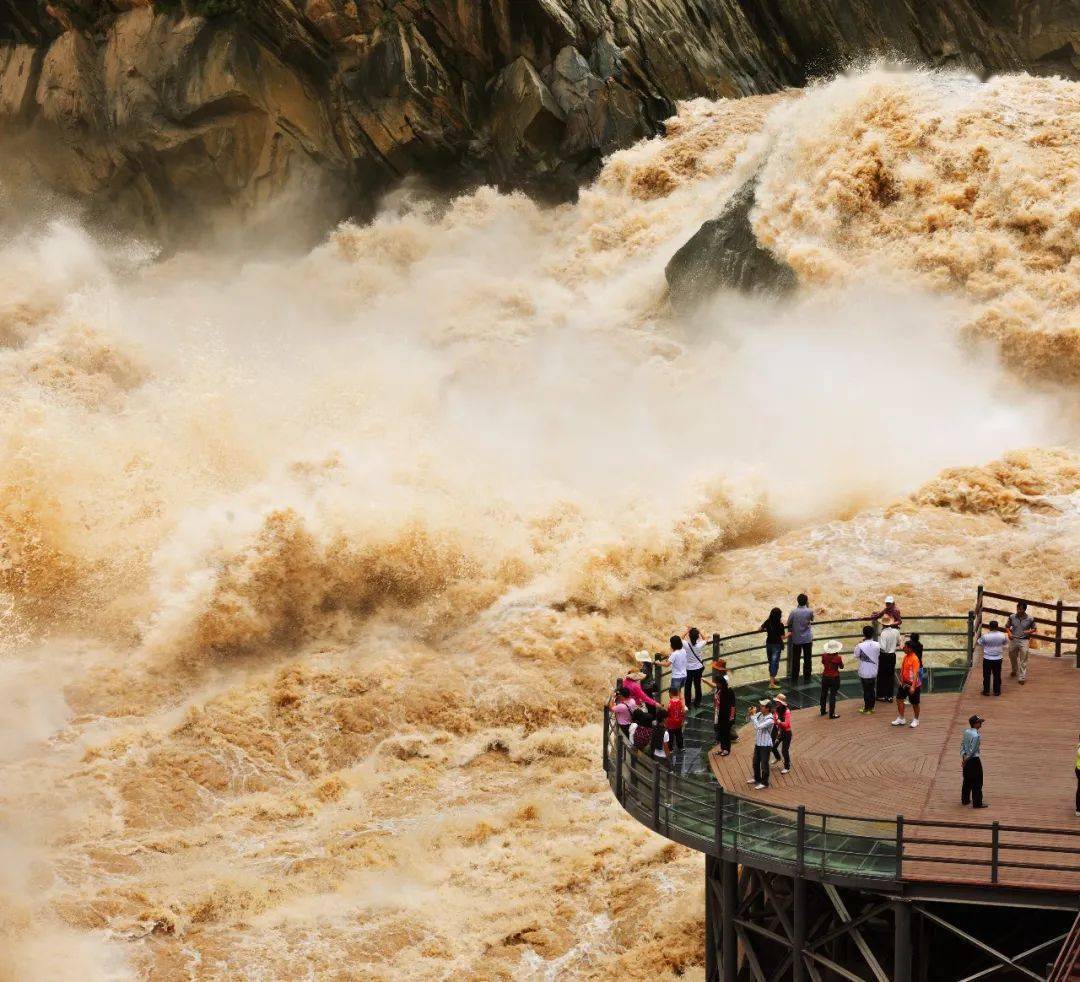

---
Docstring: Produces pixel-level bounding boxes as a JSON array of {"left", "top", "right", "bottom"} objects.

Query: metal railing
[
  {"left": 975, "top": 584, "right": 1080, "bottom": 668},
  {"left": 604, "top": 595, "right": 1080, "bottom": 891}
]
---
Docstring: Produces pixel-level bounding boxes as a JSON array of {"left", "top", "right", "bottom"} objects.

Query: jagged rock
[
  {"left": 0, "top": 43, "right": 39, "bottom": 118},
  {"left": 665, "top": 178, "right": 796, "bottom": 304},
  {"left": 0, "top": 0, "right": 1075, "bottom": 240},
  {"left": 489, "top": 56, "right": 565, "bottom": 168}
]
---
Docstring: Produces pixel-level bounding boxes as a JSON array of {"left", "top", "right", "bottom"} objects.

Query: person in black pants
[
  {"left": 978, "top": 622, "right": 1007, "bottom": 697},
  {"left": 786, "top": 594, "right": 815, "bottom": 684},
  {"left": 682, "top": 626, "right": 707, "bottom": 709},
  {"left": 961, "top": 714, "right": 987, "bottom": 808},
  {"left": 820, "top": 640, "right": 844, "bottom": 718},
  {"left": 713, "top": 673, "right": 736, "bottom": 755}
]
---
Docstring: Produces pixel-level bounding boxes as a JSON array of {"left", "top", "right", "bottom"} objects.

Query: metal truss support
[{"left": 701, "top": 862, "right": 1075, "bottom": 981}]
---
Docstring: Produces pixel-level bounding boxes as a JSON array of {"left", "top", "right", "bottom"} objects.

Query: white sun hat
[
  {"left": 635, "top": 650, "right": 652, "bottom": 663},
  {"left": 885, "top": 595, "right": 895, "bottom": 603},
  {"left": 823, "top": 640, "right": 844, "bottom": 654}
]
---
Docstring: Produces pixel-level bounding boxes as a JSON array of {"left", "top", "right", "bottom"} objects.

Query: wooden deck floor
[{"left": 709, "top": 654, "right": 1080, "bottom": 892}]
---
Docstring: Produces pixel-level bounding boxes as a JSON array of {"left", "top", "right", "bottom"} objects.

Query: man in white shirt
[
  {"left": 854, "top": 625, "right": 881, "bottom": 715},
  {"left": 979, "top": 620, "right": 1007, "bottom": 697},
  {"left": 747, "top": 700, "right": 775, "bottom": 790}
]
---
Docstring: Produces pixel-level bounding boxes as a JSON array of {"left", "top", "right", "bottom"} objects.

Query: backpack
[
  {"left": 633, "top": 724, "right": 653, "bottom": 751},
  {"left": 666, "top": 698, "right": 686, "bottom": 729}
]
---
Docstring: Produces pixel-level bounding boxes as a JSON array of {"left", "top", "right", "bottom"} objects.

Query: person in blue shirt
[{"left": 961, "top": 714, "right": 988, "bottom": 808}]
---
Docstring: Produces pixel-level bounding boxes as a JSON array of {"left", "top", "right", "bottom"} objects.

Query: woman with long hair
[
  {"left": 761, "top": 607, "right": 786, "bottom": 689},
  {"left": 713, "top": 673, "right": 737, "bottom": 755}
]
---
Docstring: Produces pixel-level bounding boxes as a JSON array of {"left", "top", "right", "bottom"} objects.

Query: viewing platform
[{"left": 603, "top": 588, "right": 1080, "bottom": 982}]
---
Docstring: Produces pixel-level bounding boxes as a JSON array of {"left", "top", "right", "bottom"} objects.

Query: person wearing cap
[
  {"left": 623, "top": 655, "right": 660, "bottom": 709},
  {"left": 978, "top": 621, "right": 1007, "bottom": 697},
  {"left": 820, "top": 640, "right": 844, "bottom": 718},
  {"left": 892, "top": 639, "right": 922, "bottom": 727},
  {"left": 854, "top": 625, "right": 880, "bottom": 714},
  {"left": 961, "top": 715, "right": 988, "bottom": 808},
  {"left": 870, "top": 596, "right": 903, "bottom": 628},
  {"left": 770, "top": 694, "right": 793, "bottom": 774},
  {"left": 747, "top": 700, "right": 774, "bottom": 789},
  {"left": 876, "top": 617, "right": 901, "bottom": 702},
  {"left": 1005, "top": 601, "right": 1036, "bottom": 684},
  {"left": 786, "top": 593, "right": 815, "bottom": 684}
]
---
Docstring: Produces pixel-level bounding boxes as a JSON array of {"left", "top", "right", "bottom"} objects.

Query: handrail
[{"left": 605, "top": 590, "right": 1080, "bottom": 890}]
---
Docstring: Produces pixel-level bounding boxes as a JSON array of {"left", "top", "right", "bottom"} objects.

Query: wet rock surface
[
  {"left": 665, "top": 177, "right": 797, "bottom": 303},
  {"left": 0, "top": 0, "right": 1076, "bottom": 239}
]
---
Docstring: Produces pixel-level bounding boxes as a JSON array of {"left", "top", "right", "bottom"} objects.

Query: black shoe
[
  {"left": 981, "top": 691, "right": 989, "bottom": 696},
  {"left": 820, "top": 710, "right": 827, "bottom": 717},
  {"left": 829, "top": 714, "right": 840, "bottom": 719},
  {"left": 973, "top": 803, "right": 989, "bottom": 809},
  {"left": 961, "top": 801, "right": 969, "bottom": 806}
]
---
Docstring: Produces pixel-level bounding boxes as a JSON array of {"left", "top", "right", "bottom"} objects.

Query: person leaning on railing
[{"left": 623, "top": 656, "right": 660, "bottom": 709}]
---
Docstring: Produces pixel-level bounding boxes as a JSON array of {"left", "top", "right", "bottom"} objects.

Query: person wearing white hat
[
  {"left": 869, "top": 596, "right": 903, "bottom": 628},
  {"left": 877, "top": 618, "right": 901, "bottom": 702},
  {"left": 820, "top": 640, "right": 844, "bottom": 718}
]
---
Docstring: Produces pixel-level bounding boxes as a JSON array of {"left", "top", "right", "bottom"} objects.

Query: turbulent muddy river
[{"left": 1, "top": 67, "right": 1079, "bottom": 979}]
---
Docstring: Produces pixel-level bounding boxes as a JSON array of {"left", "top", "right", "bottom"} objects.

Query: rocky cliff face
[{"left": 1, "top": 0, "right": 1076, "bottom": 239}]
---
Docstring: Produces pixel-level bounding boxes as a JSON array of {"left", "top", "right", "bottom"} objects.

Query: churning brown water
[{"left": 1, "top": 66, "right": 1078, "bottom": 980}]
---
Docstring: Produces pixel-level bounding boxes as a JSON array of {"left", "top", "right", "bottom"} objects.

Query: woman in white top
[{"left": 681, "top": 626, "right": 708, "bottom": 709}]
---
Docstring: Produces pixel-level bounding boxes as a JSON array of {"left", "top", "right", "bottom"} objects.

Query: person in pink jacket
[{"left": 622, "top": 670, "right": 660, "bottom": 709}]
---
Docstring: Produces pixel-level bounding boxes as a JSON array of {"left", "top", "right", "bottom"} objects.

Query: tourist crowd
[{"left": 609, "top": 595, "right": 1060, "bottom": 810}]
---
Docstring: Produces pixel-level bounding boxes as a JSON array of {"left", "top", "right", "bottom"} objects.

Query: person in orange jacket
[{"left": 892, "top": 639, "right": 923, "bottom": 728}]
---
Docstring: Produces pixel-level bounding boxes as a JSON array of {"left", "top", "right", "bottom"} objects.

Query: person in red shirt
[
  {"left": 820, "top": 640, "right": 844, "bottom": 719},
  {"left": 771, "top": 693, "right": 793, "bottom": 773},
  {"left": 666, "top": 685, "right": 686, "bottom": 753},
  {"left": 892, "top": 639, "right": 923, "bottom": 728}
]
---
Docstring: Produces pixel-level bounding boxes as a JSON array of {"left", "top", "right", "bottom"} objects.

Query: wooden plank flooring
[{"left": 709, "top": 654, "right": 1080, "bottom": 891}]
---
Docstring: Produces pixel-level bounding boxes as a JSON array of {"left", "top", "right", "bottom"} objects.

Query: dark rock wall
[{"left": 0, "top": 0, "right": 1075, "bottom": 239}]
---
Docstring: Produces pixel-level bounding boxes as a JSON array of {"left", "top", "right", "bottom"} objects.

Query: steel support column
[
  {"left": 893, "top": 899, "right": 912, "bottom": 982},
  {"left": 793, "top": 874, "right": 807, "bottom": 982},
  {"left": 722, "top": 858, "right": 738, "bottom": 982},
  {"left": 705, "top": 856, "right": 718, "bottom": 982}
]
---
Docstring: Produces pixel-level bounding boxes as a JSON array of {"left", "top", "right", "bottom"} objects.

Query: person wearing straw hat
[
  {"left": 747, "top": 699, "right": 774, "bottom": 790},
  {"left": 820, "top": 640, "right": 844, "bottom": 718}
]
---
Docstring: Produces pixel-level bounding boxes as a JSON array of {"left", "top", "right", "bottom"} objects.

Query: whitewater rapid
[{"left": 1, "top": 66, "right": 1078, "bottom": 980}]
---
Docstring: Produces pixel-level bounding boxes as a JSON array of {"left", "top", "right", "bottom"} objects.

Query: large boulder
[{"left": 665, "top": 178, "right": 796, "bottom": 305}]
